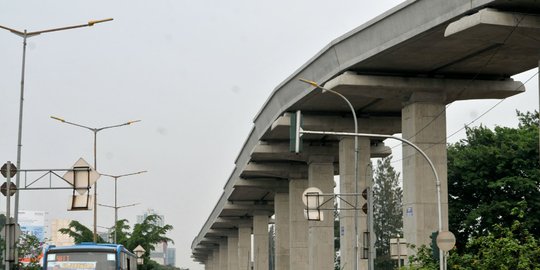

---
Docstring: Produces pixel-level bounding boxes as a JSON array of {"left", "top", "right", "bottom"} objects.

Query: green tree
[
  {"left": 16, "top": 234, "right": 43, "bottom": 270},
  {"left": 59, "top": 215, "right": 173, "bottom": 270},
  {"left": 125, "top": 214, "right": 173, "bottom": 270},
  {"left": 268, "top": 224, "right": 275, "bottom": 270},
  {"left": 58, "top": 220, "right": 106, "bottom": 243},
  {"left": 373, "top": 156, "right": 403, "bottom": 269},
  {"left": 447, "top": 111, "right": 540, "bottom": 249},
  {"left": 400, "top": 244, "right": 438, "bottom": 270},
  {"left": 402, "top": 202, "right": 540, "bottom": 270},
  {"left": 111, "top": 219, "right": 132, "bottom": 246},
  {"left": 334, "top": 202, "right": 341, "bottom": 270},
  {"left": 447, "top": 202, "right": 540, "bottom": 270}
]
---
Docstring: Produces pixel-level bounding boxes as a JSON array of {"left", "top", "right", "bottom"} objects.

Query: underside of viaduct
[{"left": 191, "top": 1, "right": 540, "bottom": 269}]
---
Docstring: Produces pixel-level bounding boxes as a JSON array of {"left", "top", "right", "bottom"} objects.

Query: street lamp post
[
  {"left": 50, "top": 116, "right": 141, "bottom": 242},
  {"left": 99, "top": 203, "right": 140, "bottom": 242},
  {"left": 299, "top": 79, "right": 446, "bottom": 270},
  {"left": 0, "top": 19, "right": 113, "bottom": 240},
  {"left": 300, "top": 79, "right": 369, "bottom": 270},
  {"left": 100, "top": 170, "right": 146, "bottom": 243}
]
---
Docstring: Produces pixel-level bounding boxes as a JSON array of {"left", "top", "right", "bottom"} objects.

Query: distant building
[
  {"left": 98, "top": 229, "right": 113, "bottom": 243},
  {"left": 49, "top": 219, "right": 75, "bottom": 246},
  {"left": 166, "top": 247, "right": 176, "bottom": 266},
  {"left": 136, "top": 209, "right": 169, "bottom": 265},
  {"left": 136, "top": 208, "right": 164, "bottom": 227}
]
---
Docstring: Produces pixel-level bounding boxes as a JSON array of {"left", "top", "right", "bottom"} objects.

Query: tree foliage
[
  {"left": 125, "top": 215, "right": 173, "bottom": 270},
  {"left": 58, "top": 220, "right": 106, "bottom": 244},
  {"left": 447, "top": 111, "right": 540, "bottom": 249},
  {"left": 448, "top": 201, "right": 540, "bottom": 270},
  {"left": 373, "top": 156, "right": 403, "bottom": 269},
  {"left": 60, "top": 214, "right": 173, "bottom": 270},
  {"left": 17, "top": 234, "right": 44, "bottom": 270},
  {"left": 404, "top": 111, "right": 540, "bottom": 269},
  {"left": 402, "top": 202, "right": 540, "bottom": 270},
  {"left": 111, "top": 219, "right": 132, "bottom": 246}
]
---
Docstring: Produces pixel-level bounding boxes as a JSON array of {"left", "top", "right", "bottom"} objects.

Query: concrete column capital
[
  {"left": 237, "top": 222, "right": 253, "bottom": 229},
  {"left": 289, "top": 172, "right": 306, "bottom": 179},
  {"left": 253, "top": 210, "right": 273, "bottom": 217},
  {"left": 404, "top": 91, "right": 446, "bottom": 105},
  {"left": 308, "top": 155, "right": 334, "bottom": 165}
]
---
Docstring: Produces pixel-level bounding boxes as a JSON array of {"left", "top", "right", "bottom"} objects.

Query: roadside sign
[
  {"left": 0, "top": 182, "right": 17, "bottom": 196},
  {"left": 390, "top": 238, "right": 407, "bottom": 259},
  {"left": 436, "top": 230, "right": 456, "bottom": 252},
  {"left": 62, "top": 158, "right": 100, "bottom": 195},
  {"left": 289, "top": 110, "right": 303, "bottom": 153},
  {"left": 302, "top": 187, "right": 322, "bottom": 207},
  {"left": 1, "top": 163, "right": 17, "bottom": 178}
]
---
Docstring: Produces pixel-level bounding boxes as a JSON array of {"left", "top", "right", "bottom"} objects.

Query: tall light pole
[
  {"left": 0, "top": 18, "right": 113, "bottom": 247},
  {"left": 100, "top": 170, "right": 146, "bottom": 243},
  {"left": 299, "top": 78, "right": 445, "bottom": 270},
  {"left": 50, "top": 116, "right": 141, "bottom": 242},
  {"left": 300, "top": 79, "right": 366, "bottom": 270}
]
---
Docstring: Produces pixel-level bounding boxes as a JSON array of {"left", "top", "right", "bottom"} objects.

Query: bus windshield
[{"left": 46, "top": 251, "right": 116, "bottom": 270}]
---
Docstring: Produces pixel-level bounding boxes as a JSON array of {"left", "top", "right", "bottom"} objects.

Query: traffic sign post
[
  {"left": 437, "top": 230, "right": 456, "bottom": 270},
  {"left": 1, "top": 182, "right": 17, "bottom": 197},
  {"left": 302, "top": 187, "right": 323, "bottom": 221},
  {"left": 1, "top": 162, "right": 17, "bottom": 270},
  {"left": 63, "top": 158, "right": 100, "bottom": 211},
  {"left": 0, "top": 163, "right": 17, "bottom": 178},
  {"left": 0, "top": 159, "right": 104, "bottom": 269},
  {"left": 289, "top": 110, "right": 303, "bottom": 153},
  {"left": 436, "top": 230, "right": 456, "bottom": 252}
]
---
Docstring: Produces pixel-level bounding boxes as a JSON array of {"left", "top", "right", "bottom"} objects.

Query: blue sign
[{"left": 406, "top": 207, "right": 413, "bottom": 217}]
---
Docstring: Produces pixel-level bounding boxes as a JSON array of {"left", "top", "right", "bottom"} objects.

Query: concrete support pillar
[
  {"left": 220, "top": 239, "right": 228, "bottom": 270},
  {"left": 213, "top": 249, "right": 220, "bottom": 270},
  {"left": 289, "top": 177, "right": 309, "bottom": 270},
  {"left": 339, "top": 137, "right": 370, "bottom": 270},
  {"left": 275, "top": 192, "right": 290, "bottom": 270},
  {"left": 402, "top": 101, "right": 448, "bottom": 250},
  {"left": 308, "top": 156, "right": 335, "bottom": 270},
  {"left": 238, "top": 225, "right": 252, "bottom": 270},
  {"left": 253, "top": 213, "right": 270, "bottom": 270},
  {"left": 228, "top": 235, "right": 239, "bottom": 270},
  {"left": 207, "top": 253, "right": 214, "bottom": 270}
]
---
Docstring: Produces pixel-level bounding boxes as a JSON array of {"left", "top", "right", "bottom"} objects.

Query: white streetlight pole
[
  {"left": 300, "top": 79, "right": 370, "bottom": 270},
  {"left": 100, "top": 170, "right": 146, "bottom": 243},
  {"left": 0, "top": 19, "right": 113, "bottom": 253},
  {"left": 50, "top": 116, "right": 140, "bottom": 242},
  {"left": 98, "top": 203, "right": 140, "bottom": 242},
  {"left": 300, "top": 78, "right": 446, "bottom": 270}
]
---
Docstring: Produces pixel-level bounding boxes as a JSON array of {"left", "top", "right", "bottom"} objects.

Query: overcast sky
[{"left": 0, "top": 1, "right": 538, "bottom": 269}]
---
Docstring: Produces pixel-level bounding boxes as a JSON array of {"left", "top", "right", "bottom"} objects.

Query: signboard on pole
[
  {"left": 436, "top": 231, "right": 456, "bottom": 252},
  {"left": 63, "top": 158, "right": 100, "bottom": 195},
  {"left": 18, "top": 210, "right": 47, "bottom": 241}
]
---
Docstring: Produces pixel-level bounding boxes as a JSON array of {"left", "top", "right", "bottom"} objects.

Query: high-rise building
[
  {"left": 136, "top": 209, "right": 168, "bottom": 265},
  {"left": 136, "top": 208, "right": 164, "bottom": 227},
  {"left": 49, "top": 219, "right": 75, "bottom": 246},
  {"left": 166, "top": 247, "right": 176, "bottom": 266}
]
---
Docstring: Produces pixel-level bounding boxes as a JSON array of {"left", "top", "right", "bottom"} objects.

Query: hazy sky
[{"left": 0, "top": 1, "right": 538, "bottom": 269}]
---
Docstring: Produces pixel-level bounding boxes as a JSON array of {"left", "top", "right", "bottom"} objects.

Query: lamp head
[
  {"left": 127, "top": 120, "right": 141, "bottom": 125},
  {"left": 50, "top": 116, "right": 65, "bottom": 122},
  {"left": 299, "top": 78, "right": 320, "bottom": 88},
  {"left": 88, "top": 18, "right": 114, "bottom": 26}
]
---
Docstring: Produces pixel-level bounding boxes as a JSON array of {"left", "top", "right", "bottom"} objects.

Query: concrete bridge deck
[{"left": 191, "top": 0, "right": 539, "bottom": 269}]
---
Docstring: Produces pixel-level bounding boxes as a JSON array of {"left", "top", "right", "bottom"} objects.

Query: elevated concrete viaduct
[{"left": 192, "top": 0, "right": 539, "bottom": 269}]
